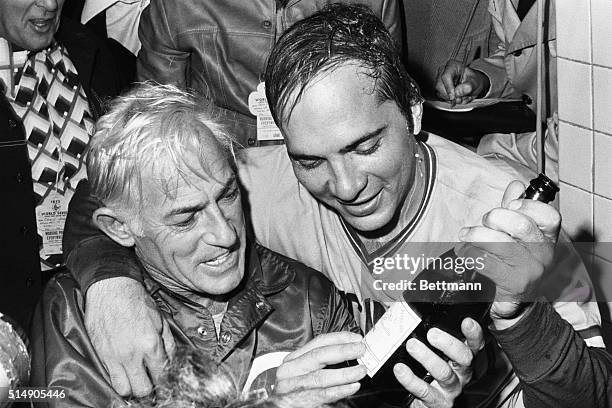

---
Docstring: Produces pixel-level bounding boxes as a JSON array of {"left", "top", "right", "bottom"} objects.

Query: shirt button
[
  {"left": 221, "top": 332, "right": 232, "bottom": 344},
  {"left": 197, "top": 327, "right": 207, "bottom": 336},
  {"left": 247, "top": 138, "right": 256, "bottom": 146},
  {"left": 255, "top": 300, "right": 266, "bottom": 310},
  {"left": 513, "top": 49, "right": 522, "bottom": 57},
  {"left": 262, "top": 20, "right": 272, "bottom": 29}
]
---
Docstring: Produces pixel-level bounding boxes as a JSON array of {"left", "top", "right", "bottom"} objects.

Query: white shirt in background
[{"left": 81, "top": 0, "right": 149, "bottom": 55}]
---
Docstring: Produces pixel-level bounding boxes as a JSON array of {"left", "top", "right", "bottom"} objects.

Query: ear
[
  {"left": 410, "top": 102, "right": 423, "bottom": 135},
  {"left": 93, "top": 207, "right": 136, "bottom": 248}
]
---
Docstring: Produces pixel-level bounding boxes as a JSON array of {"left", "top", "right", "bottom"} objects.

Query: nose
[
  {"left": 36, "top": 0, "right": 59, "bottom": 12},
  {"left": 200, "top": 204, "right": 239, "bottom": 248},
  {"left": 328, "top": 157, "right": 367, "bottom": 203}
]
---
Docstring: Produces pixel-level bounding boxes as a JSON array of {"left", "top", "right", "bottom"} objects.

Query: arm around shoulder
[{"left": 64, "top": 180, "right": 143, "bottom": 294}]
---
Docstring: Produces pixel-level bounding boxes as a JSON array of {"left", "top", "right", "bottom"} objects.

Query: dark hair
[{"left": 264, "top": 3, "right": 423, "bottom": 133}]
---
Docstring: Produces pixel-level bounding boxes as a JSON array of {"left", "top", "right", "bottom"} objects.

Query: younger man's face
[{"left": 283, "top": 64, "right": 419, "bottom": 235}]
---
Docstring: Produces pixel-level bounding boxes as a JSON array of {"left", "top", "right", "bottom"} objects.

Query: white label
[
  {"left": 248, "top": 82, "right": 283, "bottom": 142},
  {"left": 36, "top": 191, "right": 68, "bottom": 256},
  {"left": 358, "top": 301, "right": 422, "bottom": 377}
]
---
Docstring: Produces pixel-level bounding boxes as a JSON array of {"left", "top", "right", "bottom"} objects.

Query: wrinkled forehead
[{"left": 136, "top": 138, "right": 236, "bottom": 209}]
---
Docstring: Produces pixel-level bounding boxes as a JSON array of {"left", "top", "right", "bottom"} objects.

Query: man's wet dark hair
[{"left": 264, "top": 3, "right": 423, "bottom": 133}]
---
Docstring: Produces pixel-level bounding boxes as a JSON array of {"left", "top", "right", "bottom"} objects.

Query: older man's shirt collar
[{"left": 142, "top": 243, "right": 294, "bottom": 362}]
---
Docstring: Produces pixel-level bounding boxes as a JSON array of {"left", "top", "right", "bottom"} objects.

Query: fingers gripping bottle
[{"left": 354, "top": 174, "right": 558, "bottom": 407}]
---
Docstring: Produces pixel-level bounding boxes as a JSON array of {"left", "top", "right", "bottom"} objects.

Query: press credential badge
[
  {"left": 36, "top": 191, "right": 68, "bottom": 256},
  {"left": 248, "top": 82, "right": 283, "bottom": 142}
]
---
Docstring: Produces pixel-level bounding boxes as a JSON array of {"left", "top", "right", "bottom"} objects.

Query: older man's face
[
  {"left": 0, "top": 0, "right": 64, "bottom": 51},
  {"left": 131, "top": 142, "right": 246, "bottom": 299},
  {"left": 283, "top": 64, "right": 419, "bottom": 235}
]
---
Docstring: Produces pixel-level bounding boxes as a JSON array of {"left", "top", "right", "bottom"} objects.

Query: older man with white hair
[{"left": 30, "top": 83, "right": 368, "bottom": 407}]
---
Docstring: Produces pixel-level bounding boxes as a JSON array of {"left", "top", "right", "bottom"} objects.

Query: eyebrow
[
  {"left": 288, "top": 126, "right": 387, "bottom": 161},
  {"left": 164, "top": 175, "right": 237, "bottom": 219}
]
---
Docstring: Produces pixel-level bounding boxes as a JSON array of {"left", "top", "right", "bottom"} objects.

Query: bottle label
[{"left": 358, "top": 301, "right": 422, "bottom": 377}]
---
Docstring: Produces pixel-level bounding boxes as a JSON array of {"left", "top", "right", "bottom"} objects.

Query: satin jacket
[
  {"left": 0, "top": 18, "right": 124, "bottom": 331},
  {"left": 30, "top": 244, "right": 358, "bottom": 407},
  {"left": 136, "top": 0, "right": 401, "bottom": 147}
]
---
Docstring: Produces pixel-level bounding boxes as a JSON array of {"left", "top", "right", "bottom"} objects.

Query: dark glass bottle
[{"left": 354, "top": 174, "right": 559, "bottom": 407}]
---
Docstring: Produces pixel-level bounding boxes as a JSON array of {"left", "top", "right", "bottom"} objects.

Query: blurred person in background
[
  {"left": 436, "top": 0, "right": 559, "bottom": 180},
  {"left": 403, "top": 0, "right": 492, "bottom": 97},
  {"left": 61, "top": 0, "right": 149, "bottom": 84},
  {"left": 0, "top": 0, "right": 124, "bottom": 331},
  {"left": 135, "top": 0, "right": 401, "bottom": 148}
]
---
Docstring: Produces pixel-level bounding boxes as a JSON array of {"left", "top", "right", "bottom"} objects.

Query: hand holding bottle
[
  {"left": 455, "top": 180, "right": 561, "bottom": 329},
  {"left": 393, "top": 317, "right": 484, "bottom": 408}
]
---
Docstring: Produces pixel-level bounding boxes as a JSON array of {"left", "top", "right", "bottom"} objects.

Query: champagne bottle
[{"left": 355, "top": 174, "right": 559, "bottom": 407}]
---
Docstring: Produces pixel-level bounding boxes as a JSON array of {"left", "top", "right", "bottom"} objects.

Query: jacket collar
[
  {"left": 143, "top": 242, "right": 294, "bottom": 305},
  {"left": 491, "top": 0, "right": 556, "bottom": 53},
  {"left": 142, "top": 242, "right": 295, "bottom": 362}
]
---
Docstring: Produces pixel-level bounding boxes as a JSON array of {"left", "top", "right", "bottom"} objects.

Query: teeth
[
  {"left": 30, "top": 19, "right": 52, "bottom": 30},
  {"left": 205, "top": 252, "right": 230, "bottom": 266}
]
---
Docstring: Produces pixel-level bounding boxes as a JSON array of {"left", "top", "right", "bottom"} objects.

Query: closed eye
[
  {"left": 354, "top": 138, "right": 382, "bottom": 155},
  {"left": 174, "top": 213, "right": 196, "bottom": 229},
  {"left": 296, "top": 158, "right": 324, "bottom": 170},
  {"left": 220, "top": 187, "right": 240, "bottom": 202}
]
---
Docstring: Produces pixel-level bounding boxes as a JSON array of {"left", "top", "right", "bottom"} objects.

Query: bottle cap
[{"left": 521, "top": 173, "right": 559, "bottom": 203}]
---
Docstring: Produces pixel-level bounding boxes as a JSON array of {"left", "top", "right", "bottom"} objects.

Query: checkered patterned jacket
[{"left": 0, "top": 18, "right": 124, "bottom": 330}]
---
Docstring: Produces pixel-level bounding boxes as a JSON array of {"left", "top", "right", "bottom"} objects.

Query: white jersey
[{"left": 238, "top": 133, "right": 601, "bottom": 344}]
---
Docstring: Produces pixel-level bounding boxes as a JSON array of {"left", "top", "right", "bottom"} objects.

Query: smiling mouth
[
  {"left": 204, "top": 251, "right": 232, "bottom": 267},
  {"left": 29, "top": 18, "right": 55, "bottom": 33},
  {"left": 340, "top": 190, "right": 382, "bottom": 216}
]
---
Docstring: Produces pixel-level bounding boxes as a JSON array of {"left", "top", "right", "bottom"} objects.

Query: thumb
[{"left": 501, "top": 180, "right": 527, "bottom": 208}]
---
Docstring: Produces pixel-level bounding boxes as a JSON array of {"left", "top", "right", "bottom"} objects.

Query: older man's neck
[{"left": 144, "top": 267, "right": 230, "bottom": 314}]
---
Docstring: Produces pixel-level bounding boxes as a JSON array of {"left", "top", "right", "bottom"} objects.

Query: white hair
[{"left": 87, "top": 82, "right": 237, "bottom": 211}]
